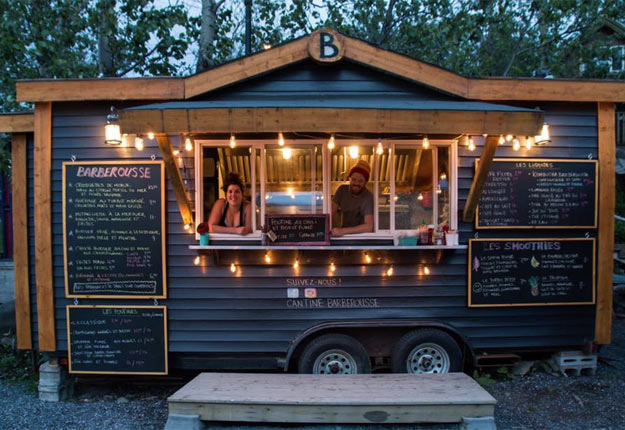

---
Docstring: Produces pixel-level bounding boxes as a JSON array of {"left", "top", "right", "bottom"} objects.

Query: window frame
[
  {"left": 195, "top": 138, "right": 457, "bottom": 241},
  {"left": 610, "top": 45, "right": 625, "bottom": 74}
]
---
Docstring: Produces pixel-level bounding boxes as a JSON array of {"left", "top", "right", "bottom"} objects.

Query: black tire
[
  {"left": 391, "top": 329, "right": 463, "bottom": 374},
  {"left": 298, "top": 333, "right": 371, "bottom": 374}
]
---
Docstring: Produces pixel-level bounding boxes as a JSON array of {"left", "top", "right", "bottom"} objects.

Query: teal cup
[{"left": 200, "top": 233, "right": 210, "bottom": 246}]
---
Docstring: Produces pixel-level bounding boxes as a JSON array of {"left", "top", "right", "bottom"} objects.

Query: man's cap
[{"left": 349, "top": 159, "right": 371, "bottom": 182}]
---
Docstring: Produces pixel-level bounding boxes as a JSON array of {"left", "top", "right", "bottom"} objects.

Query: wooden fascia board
[
  {"left": 12, "top": 133, "right": 32, "bottom": 350},
  {"left": 120, "top": 108, "right": 543, "bottom": 136},
  {"left": 34, "top": 102, "right": 55, "bottom": 352},
  {"left": 468, "top": 79, "right": 625, "bottom": 102},
  {"left": 184, "top": 37, "right": 310, "bottom": 99},
  {"left": 462, "top": 136, "right": 500, "bottom": 222},
  {"left": 595, "top": 102, "right": 615, "bottom": 344},
  {"left": 16, "top": 78, "right": 184, "bottom": 102},
  {"left": 0, "top": 113, "right": 34, "bottom": 133},
  {"left": 155, "top": 135, "right": 194, "bottom": 227},
  {"left": 343, "top": 37, "right": 470, "bottom": 98}
]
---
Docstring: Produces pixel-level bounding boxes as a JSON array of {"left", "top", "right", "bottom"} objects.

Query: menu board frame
[
  {"left": 66, "top": 305, "right": 168, "bottom": 375},
  {"left": 475, "top": 158, "right": 598, "bottom": 229},
  {"left": 468, "top": 237, "right": 596, "bottom": 308},
  {"left": 265, "top": 214, "right": 330, "bottom": 245},
  {"left": 62, "top": 160, "right": 167, "bottom": 299}
]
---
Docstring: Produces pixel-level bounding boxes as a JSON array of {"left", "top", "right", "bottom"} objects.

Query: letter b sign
[{"left": 308, "top": 28, "right": 344, "bottom": 63}]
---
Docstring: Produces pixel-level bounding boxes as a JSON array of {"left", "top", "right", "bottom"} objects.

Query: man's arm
[{"left": 333, "top": 215, "right": 374, "bottom": 236}]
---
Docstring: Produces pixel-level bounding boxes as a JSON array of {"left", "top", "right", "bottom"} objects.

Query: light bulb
[
  {"left": 525, "top": 136, "right": 533, "bottom": 150},
  {"left": 386, "top": 266, "right": 394, "bottom": 276},
  {"left": 498, "top": 135, "right": 505, "bottom": 145},
  {"left": 121, "top": 134, "right": 129, "bottom": 147},
  {"left": 293, "top": 260, "right": 299, "bottom": 269},
  {"left": 278, "top": 132, "right": 285, "bottom": 146},
  {"left": 135, "top": 136, "right": 144, "bottom": 151},
  {"left": 468, "top": 138, "right": 475, "bottom": 151},
  {"left": 229, "top": 134, "right": 236, "bottom": 148},
  {"left": 185, "top": 137, "right": 193, "bottom": 152},
  {"left": 506, "top": 134, "right": 513, "bottom": 142},
  {"left": 436, "top": 184, "right": 442, "bottom": 194},
  {"left": 328, "top": 134, "right": 335, "bottom": 150},
  {"left": 535, "top": 123, "right": 551, "bottom": 145},
  {"left": 513, "top": 139, "right": 521, "bottom": 151},
  {"left": 173, "top": 150, "right": 180, "bottom": 156},
  {"left": 147, "top": 132, "right": 155, "bottom": 140},
  {"left": 264, "top": 252, "right": 271, "bottom": 263},
  {"left": 376, "top": 139, "right": 383, "bottom": 155},
  {"left": 263, "top": 44, "right": 271, "bottom": 50},
  {"left": 282, "top": 147, "right": 292, "bottom": 160},
  {"left": 349, "top": 145, "right": 359, "bottom": 159},
  {"left": 422, "top": 136, "right": 429, "bottom": 149},
  {"left": 230, "top": 263, "right": 236, "bottom": 273},
  {"left": 424, "top": 266, "right": 430, "bottom": 275},
  {"left": 330, "top": 262, "right": 336, "bottom": 272},
  {"left": 418, "top": 193, "right": 424, "bottom": 201},
  {"left": 440, "top": 173, "right": 447, "bottom": 180},
  {"left": 194, "top": 256, "right": 200, "bottom": 265},
  {"left": 365, "top": 252, "right": 371, "bottom": 264},
  {"left": 184, "top": 223, "right": 191, "bottom": 231}
]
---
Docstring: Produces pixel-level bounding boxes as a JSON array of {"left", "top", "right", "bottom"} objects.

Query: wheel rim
[
  {"left": 312, "top": 349, "right": 358, "bottom": 374},
  {"left": 406, "top": 342, "right": 450, "bottom": 374}
]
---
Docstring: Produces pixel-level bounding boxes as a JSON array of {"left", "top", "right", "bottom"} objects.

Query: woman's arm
[{"left": 240, "top": 201, "right": 253, "bottom": 235}]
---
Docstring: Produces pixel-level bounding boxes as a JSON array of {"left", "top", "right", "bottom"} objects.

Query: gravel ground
[{"left": 1, "top": 318, "right": 624, "bottom": 430}]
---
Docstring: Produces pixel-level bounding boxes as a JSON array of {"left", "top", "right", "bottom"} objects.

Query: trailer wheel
[
  {"left": 391, "top": 329, "right": 462, "bottom": 374},
  {"left": 298, "top": 334, "right": 371, "bottom": 374}
]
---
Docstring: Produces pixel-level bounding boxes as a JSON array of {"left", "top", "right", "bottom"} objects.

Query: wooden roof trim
[
  {"left": 13, "top": 29, "right": 625, "bottom": 103},
  {"left": 0, "top": 113, "right": 34, "bottom": 132},
  {"left": 184, "top": 37, "right": 310, "bottom": 98},
  {"left": 17, "top": 78, "right": 184, "bottom": 102}
]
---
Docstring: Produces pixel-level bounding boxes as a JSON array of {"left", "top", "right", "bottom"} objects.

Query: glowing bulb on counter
[
  {"left": 278, "top": 132, "right": 285, "bottom": 146},
  {"left": 498, "top": 135, "right": 505, "bottom": 145},
  {"left": 327, "top": 134, "right": 335, "bottom": 150},
  {"left": 512, "top": 139, "right": 521, "bottom": 151},
  {"left": 422, "top": 136, "right": 429, "bottom": 149},
  {"left": 506, "top": 134, "right": 513, "bottom": 142},
  {"left": 524, "top": 136, "right": 533, "bottom": 150},
  {"left": 229, "top": 134, "right": 236, "bottom": 148},
  {"left": 376, "top": 139, "right": 383, "bottom": 155}
]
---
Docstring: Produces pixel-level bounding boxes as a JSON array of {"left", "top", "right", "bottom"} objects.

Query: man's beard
[{"left": 350, "top": 185, "right": 363, "bottom": 195}]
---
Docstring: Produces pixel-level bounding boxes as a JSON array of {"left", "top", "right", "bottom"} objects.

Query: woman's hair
[{"left": 222, "top": 172, "right": 244, "bottom": 192}]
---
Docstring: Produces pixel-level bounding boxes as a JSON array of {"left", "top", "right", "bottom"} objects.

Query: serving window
[{"left": 195, "top": 139, "right": 457, "bottom": 239}]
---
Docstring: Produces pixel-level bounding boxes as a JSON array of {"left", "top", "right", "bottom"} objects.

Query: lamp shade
[{"left": 104, "top": 106, "right": 122, "bottom": 145}]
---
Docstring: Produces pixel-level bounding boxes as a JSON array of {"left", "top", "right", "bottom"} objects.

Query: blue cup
[{"left": 200, "top": 233, "right": 209, "bottom": 246}]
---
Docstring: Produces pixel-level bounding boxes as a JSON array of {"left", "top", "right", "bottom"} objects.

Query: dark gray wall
[{"left": 27, "top": 61, "right": 597, "bottom": 366}]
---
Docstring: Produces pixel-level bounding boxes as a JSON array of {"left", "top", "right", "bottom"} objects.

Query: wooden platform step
[{"left": 166, "top": 372, "right": 496, "bottom": 428}]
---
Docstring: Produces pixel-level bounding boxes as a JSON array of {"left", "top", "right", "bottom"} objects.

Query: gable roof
[{"left": 16, "top": 28, "right": 625, "bottom": 103}]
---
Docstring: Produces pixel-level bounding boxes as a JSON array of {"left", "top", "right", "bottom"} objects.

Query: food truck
[{"left": 1, "top": 29, "right": 620, "bottom": 377}]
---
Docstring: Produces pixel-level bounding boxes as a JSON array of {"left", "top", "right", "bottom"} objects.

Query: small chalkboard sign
[
  {"left": 468, "top": 238, "right": 595, "bottom": 307},
  {"left": 476, "top": 159, "right": 597, "bottom": 229},
  {"left": 63, "top": 161, "right": 166, "bottom": 298},
  {"left": 265, "top": 214, "right": 330, "bottom": 245},
  {"left": 67, "top": 306, "right": 168, "bottom": 375}
]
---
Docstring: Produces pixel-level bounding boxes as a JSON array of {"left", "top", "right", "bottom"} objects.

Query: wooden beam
[
  {"left": 344, "top": 37, "right": 469, "bottom": 98},
  {"left": 17, "top": 78, "right": 184, "bottom": 102},
  {"left": 34, "top": 102, "right": 55, "bottom": 351},
  {"left": 595, "top": 102, "right": 615, "bottom": 344},
  {"left": 0, "top": 113, "right": 34, "bottom": 133},
  {"left": 156, "top": 135, "right": 194, "bottom": 227},
  {"left": 462, "top": 136, "right": 500, "bottom": 222},
  {"left": 121, "top": 108, "right": 543, "bottom": 136},
  {"left": 468, "top": 78, "right": 625, "bottom": 103},
  {"left": 185, "top": 37, "right": 309, "bottom": 99},
  {"left": 12, "top": 133, "right": 31, "bottom": 350}
]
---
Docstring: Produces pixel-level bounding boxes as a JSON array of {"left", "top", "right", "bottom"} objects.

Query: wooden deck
[{"left": 167, "top": 372, "right": 496, "bottom": 425}]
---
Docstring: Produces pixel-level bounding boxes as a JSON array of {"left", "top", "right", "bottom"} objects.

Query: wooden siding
[{"left": 28, "top": 64, "right": 598, "bottom": 363}]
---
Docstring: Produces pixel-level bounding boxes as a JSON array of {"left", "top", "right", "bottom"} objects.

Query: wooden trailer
[{"left": 1, "top": 28, "right": 622, "bottom": 376}]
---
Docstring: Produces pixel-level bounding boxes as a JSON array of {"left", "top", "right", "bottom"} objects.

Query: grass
[{"left": 0, "top": 337, "right": 41, "bottom": 392}]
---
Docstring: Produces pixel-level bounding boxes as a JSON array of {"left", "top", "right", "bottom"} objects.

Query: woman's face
[{"left": 226, "top": 184, "right": 243, "bottom": 207}]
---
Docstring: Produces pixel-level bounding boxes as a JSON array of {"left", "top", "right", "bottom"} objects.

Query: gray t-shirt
[{"left": 332, "top": 185, "right": 374, "bottom": 228}]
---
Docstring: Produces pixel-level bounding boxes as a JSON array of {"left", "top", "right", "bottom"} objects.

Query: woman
[{"left": 207, "top": 172, "right": 252, "bottom": 235}]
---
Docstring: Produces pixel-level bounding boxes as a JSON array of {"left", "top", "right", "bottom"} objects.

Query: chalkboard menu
[
  {"left": 63, "top": 161, "right": 166, "bottom": 298},
  {"left": 67, "top": 306, "right": 168, "bottom": 375},
  {"left": 266, "top": 214, "right": 330, "bottom": 245},
  {"left": 468, "top": 238, "right": 595, "bottom": 307},
  {"left": 476, "top": 159, "right": 597, "bottom": 228}
]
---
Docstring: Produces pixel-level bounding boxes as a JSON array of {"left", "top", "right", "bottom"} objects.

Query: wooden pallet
[{"left": 167, "top": 372, "right": 496, "bottom": 426}]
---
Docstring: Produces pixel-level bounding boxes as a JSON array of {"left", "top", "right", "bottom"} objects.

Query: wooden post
[
  {"left": 156, "top": 135, "right": 194, "bottom": 227},
  {"left": 34, "top": 102, "right": 56, "bottom": 351},
  {"left": 595, "top": 102, "right": 615, "bottom": 344},
  {"left": 12, "top": 133, "right": 32, "bottom": 350},
  {"left": 462, "top": 136, "right": 499, "bottom": 222}
]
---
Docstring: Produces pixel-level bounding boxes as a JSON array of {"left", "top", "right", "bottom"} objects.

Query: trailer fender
[{"left": 282, "top": 320, "right": 474, "bottom": 371}]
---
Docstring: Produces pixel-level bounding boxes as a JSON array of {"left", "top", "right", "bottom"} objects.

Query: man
[{"left": 331, "top": 159, "right": 374, "bottom": 236}]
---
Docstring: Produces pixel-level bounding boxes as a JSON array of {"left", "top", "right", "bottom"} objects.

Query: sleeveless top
[{"left": 218, "top": 201, "right": 246, "bottom": 227}]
